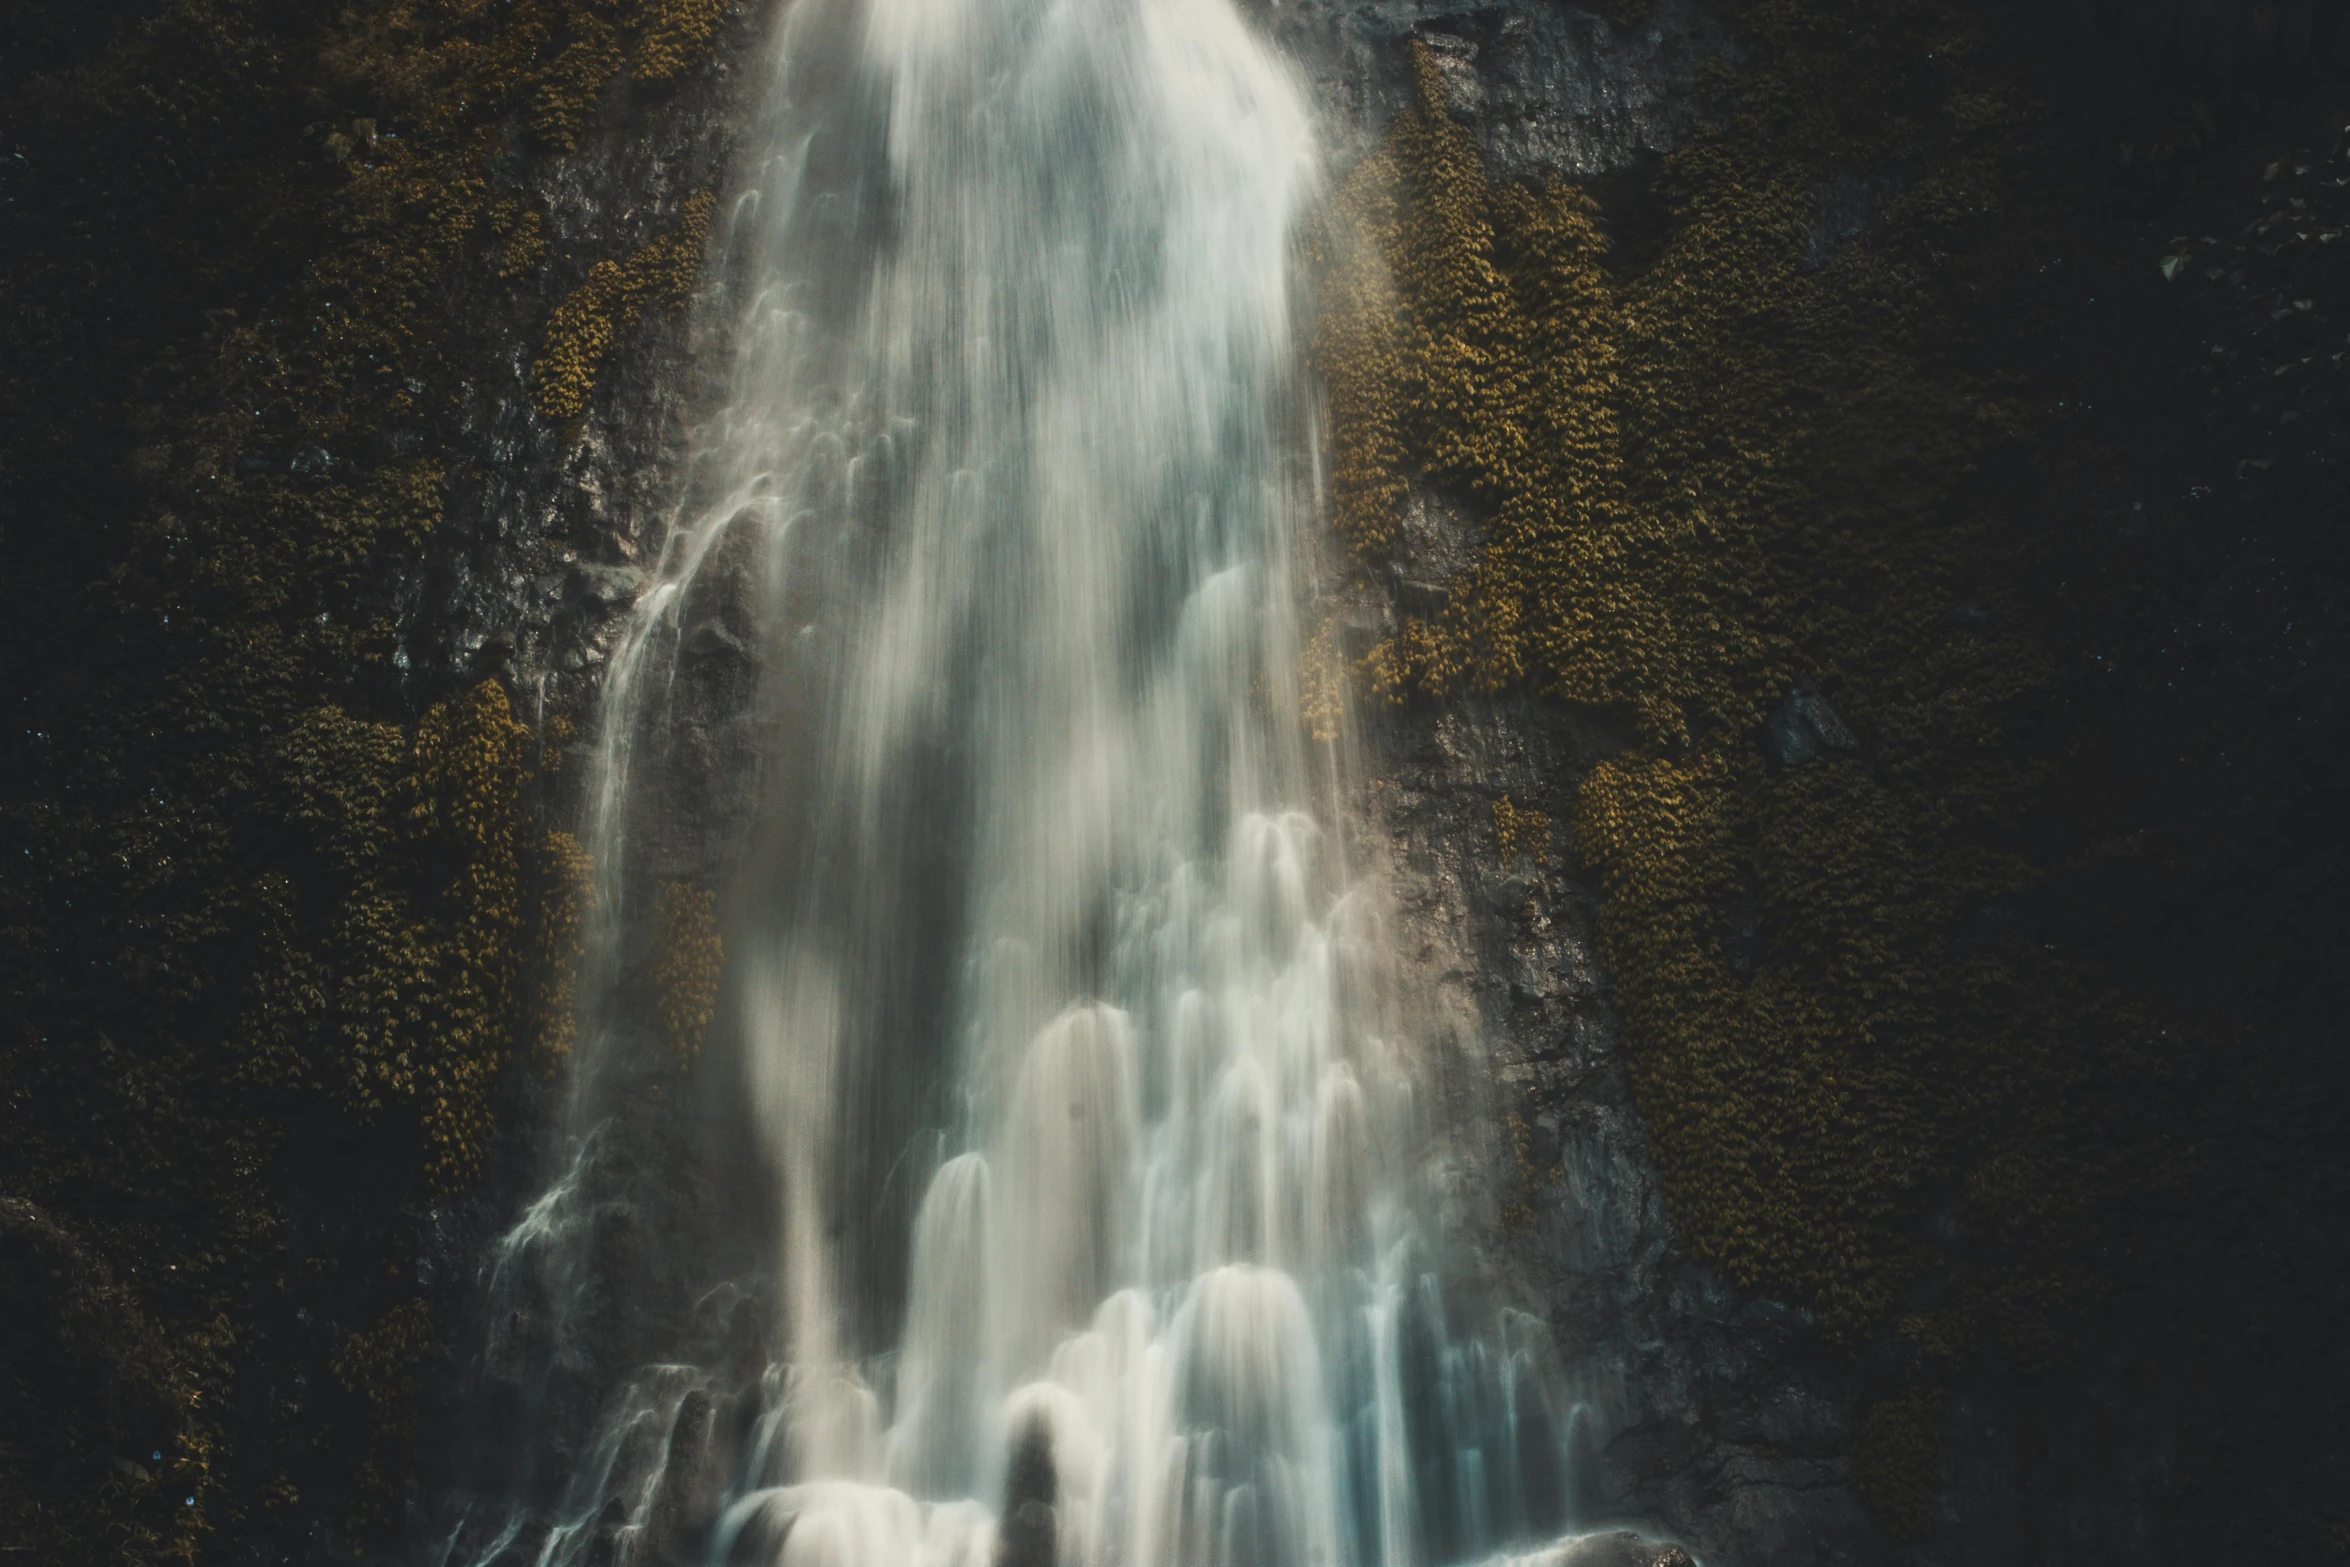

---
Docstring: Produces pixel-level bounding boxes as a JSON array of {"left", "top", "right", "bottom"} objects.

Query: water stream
[{"left": 458, "top": 2, "right": 1593, "bottom": 1562}]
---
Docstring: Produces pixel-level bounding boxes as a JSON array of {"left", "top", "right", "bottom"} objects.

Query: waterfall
[{"left": 455, "top": 2, "right": 1594, "bottom": 1564}]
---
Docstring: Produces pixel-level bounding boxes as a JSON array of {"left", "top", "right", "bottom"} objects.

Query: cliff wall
[{"left": 4, "top": 0, "right": 2346, "bottom": 1561}]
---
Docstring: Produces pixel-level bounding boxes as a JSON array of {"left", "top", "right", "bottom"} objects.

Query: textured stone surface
[
  {"left": 391, "top": 19, "right": 752, "bottom": 763},
  {"left": 1280, "top": 17, "right": 1894, "bottom": 1552},
  {"left": 390, "top": 16, "right": 777, "bottom": 1561},
  {"left": 1296, "top": 26, "right": 2180, "bottom": 1565},
  {"left": 1264, "top": 0, "right": 1726, "bottom": 179},
  {"left": 1323, "top": 530, "right": 1882, "bottom": 1562}
]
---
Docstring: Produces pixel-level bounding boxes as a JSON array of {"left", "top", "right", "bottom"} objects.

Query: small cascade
[{"left": 441, "top": 1, "right": 1640, "bottom": 1564}]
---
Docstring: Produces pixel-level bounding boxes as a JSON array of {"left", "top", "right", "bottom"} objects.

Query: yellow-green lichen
[
  {"left": 307, "top": 680, "right": 531, "bottom": 1192},
  {"left": 330, "top": 1298, "right": 434, "bottom": 1527},
  {"left": 653, "top": 880, "right": 722, "bottom": 1069},
  {"left": 1850, "top": 1386, "right": 1944, "bottom": 1538},
  {"left": 635, "top": 0, "right": 728, "bottom": 83},
  {"left": 1300, "top": 616, "right": 1347, "bottom": 743},
  {"left": 1320, "top": 24, "right": 2024, "bottom": 1340},
  {"left": 0, "top": 0, "right": 735, "bottom": 1546},
  {"left": 1314, "top": 13, "right": 2186, "bottom": 1533},
  {"left": 490, "top": 200, "right": 548, "bottom": 281},
  {"left": 533, "top": 188, "right": 717, "bottom": 421},
  {"left": 1492, "top": 795, "right": 1552, "bottom": 865},
  {"left": 530, "top": 830, "right": 595, "bottom": 1068},
  {"left": 1315, "top": 45, "right": 1735, "bottom": 738},
  {"left": 530, "top": 12, "right": 628, "bottom": 153},
  {"left": 302, "top": 0, "right": 732, "bottom": 429}
]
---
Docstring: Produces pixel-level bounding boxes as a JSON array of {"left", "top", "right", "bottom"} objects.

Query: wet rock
[
  {"left": 580, "top": 1496, "right": 631, "bottom": 1567},
  {"left": 1345, "top": 597, "right": 1886, "bottom": 1565},
  {"left": 1497, "top": 1530, "right": 1696, "bottom": 1567},
  {"left": 1760, "top": 680, "right": 1858, "bottom": 768},
  {"left": 724, "top": 1505, "right": 796, "bottom": 1565},
  {"left": 1392, "top": 485, "right": 1484, "bottom": 616},
  {"left": 1268, "top": 0, "right": 1729, "bottom": 180},
  {"left": 478, "top": 1517, "right": 550, "bottom": 1567},
  {"left": 568, "top": 562, "right": 649, "bottom": 615},
  {"left": 471, "top": 627, "right": 518, "bottom": 680},
  {"left": 1805, "top": 169, "right": 1897, "bottom": 271},
  {"left": 1417, "top": 29, "right": 1486, "bottom": 115},
  {"left": 387, "top": 0, "right": 749, "bottom": 721},
  {"left": 643, "top": 1389, "right": 721, "bottom": 1565},
  {"left": 995, "top": 1412, "right": 1057, "bottom": 1567},
  {"left": 682, "top": 619, "right": 754, "bottom": 667}
]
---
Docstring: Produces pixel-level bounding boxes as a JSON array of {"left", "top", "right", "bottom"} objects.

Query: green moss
[
  {"left": 396, "top": 681, "right": 532, "bottom": 1188},
  {"left": 530, "top": 12, "right": 628, "bottom": 153},
  {"left": 1317, "top": 46, "right": 1728, "bottom": 735},
  {"left": 274, "top": 681, "right": 532, "bottom": 1192}
]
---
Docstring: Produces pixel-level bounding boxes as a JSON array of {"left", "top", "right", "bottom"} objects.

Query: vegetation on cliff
[
  {"left": 653, "top": 879, "right": 724, "bottom": 1069},
  {"left": 3, "top": 0, "right": 2343, "bottom": 1557},
  {"left": 1317, "top": 1, "right": 2348, "bottom": 1548},
  {"left": 0, "top": 0, "right": 721, "bottom": 1553}
]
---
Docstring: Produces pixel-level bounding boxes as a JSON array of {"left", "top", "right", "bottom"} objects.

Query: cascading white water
[{"left": 475, "top": 2, "right": 1597, "bottom": 1564}]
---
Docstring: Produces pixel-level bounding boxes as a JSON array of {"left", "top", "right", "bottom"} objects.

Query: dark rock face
[
  {"left": 390, "top": 22, "right": 755, "bottom": 749},
  {"left": 389, "top": 16, "right": 786, "bottom": 1562},
  {"left": 1295, "top": 19, "right": 2253, "bottom": 1567},
  {"left": 1512, "top": 1531, "right": 1698, "bottom": 1567},
  {"left": 1263, "top": 0, "right": 1726, "bottom": 179},
  {"left": 1331, "top": 656, "right": 1883, "bottom": 1563},
  {"left": 1761, "top": 681, "right": 1860, "bottom": 770},
  {"left": 995, "top": 1415, "right": 1059, "bottom": 1567},
  {"left": 1392, "top": 485, "right": 1488, "bottom": 618},
  {"left": 1286, "top": 17, "right": 2163, "bottom": 1564},
  {"left": 0, "top": 1198, "right": 192, "bottom": 1523},
  {"left": 1288, "top": 17, "right": 1891, "bottom": 1556}
]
